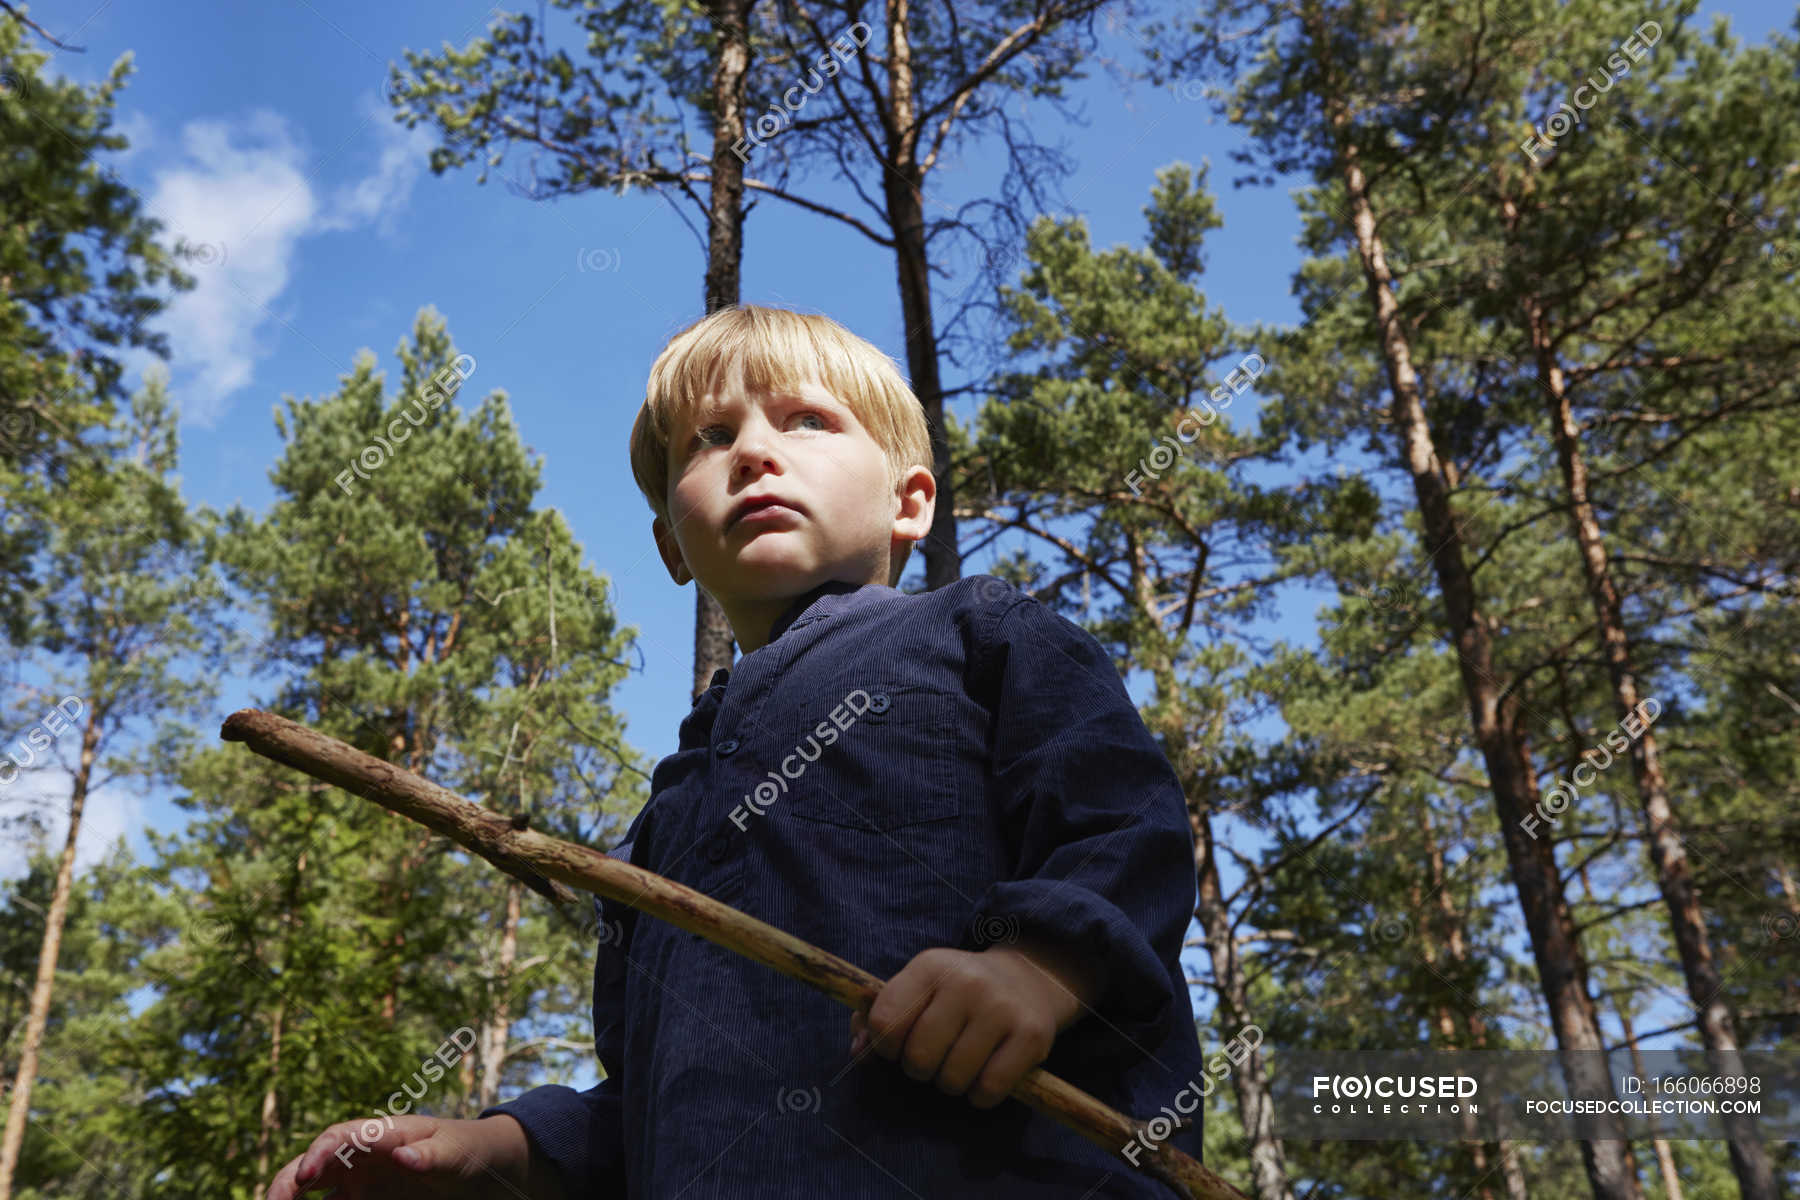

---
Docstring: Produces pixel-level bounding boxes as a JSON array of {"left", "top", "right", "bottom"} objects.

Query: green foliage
[
  {"left": 78, "top": 310, "right": 648, "bottom": 1198},
  {"left": 1, "top": 845, "right": 166, "bottom": 1200},
  {"left": 2, "top": 366, "right": 231, "bottom": 1200},
  {"left": 0, "top": 80, "right": 652, "bottom": 1184},
  {"left": 0, "top": 13, "right": 192, "bottom": 645}
]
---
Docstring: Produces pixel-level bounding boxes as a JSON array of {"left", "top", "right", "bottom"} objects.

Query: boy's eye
[{"left": 691, "top": 410, "right": 828, "bottom": 447}]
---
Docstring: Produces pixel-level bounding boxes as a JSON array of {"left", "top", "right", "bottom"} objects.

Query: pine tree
[
  {"left": 0, "top": 369, "right": 227, "bottom": 1200},
  {"left": 1152, "top": 3, "right": 1669, "bottom": 1192},
  {"left": 0, "top": 10, "right": 192, "bottom": 645},
  {"left": 0, "top": 843, "right": 165, "bottom": 1200},
  {"left": 1446, "top": 13, "right": 1800, "bottom": 1194},
  {"left": 968, "top": 161, "right": 1360, "bottom": 1200},
  {"left": 123, "top": 309, "right": 648, "bottom": 1196}
]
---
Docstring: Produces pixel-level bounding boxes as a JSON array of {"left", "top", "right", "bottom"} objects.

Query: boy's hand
[
  {"left": 848, "top": 937, "right": 1101, "bottom": 1110},
  {"left": 266, "top": 1113, "right": 563, "bottom": 1200}
]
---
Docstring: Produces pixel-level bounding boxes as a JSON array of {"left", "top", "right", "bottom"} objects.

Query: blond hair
[{"left": 630, "top": 305, "right": 936, "bottom": 587}]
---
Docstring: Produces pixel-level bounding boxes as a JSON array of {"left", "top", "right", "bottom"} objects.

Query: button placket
[
  {"left": 699, "top": 716, "right": 767, "bottom": 897},
  {"left": 680, "top": 628, "right": 808, "bottom": 905}
]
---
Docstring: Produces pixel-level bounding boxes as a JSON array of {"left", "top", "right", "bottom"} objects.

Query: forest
[{"left": 1, "top": 0, "right": 1796, "bottom": 1196}]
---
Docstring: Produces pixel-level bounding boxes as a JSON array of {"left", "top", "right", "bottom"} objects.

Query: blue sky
[{"left": 7, "top": 0, "right": 1792, "bottom": 1056}]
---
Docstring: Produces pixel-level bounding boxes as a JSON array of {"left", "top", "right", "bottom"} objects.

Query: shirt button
[
  {"left": 867, "top": 692, "right": 891, "bottom": 714},
  {"left": 704, "top": 832, "right": 731, "bottom": 862},
  {"left": 716, "top": 737, "right": 739, "bottom": 756}
]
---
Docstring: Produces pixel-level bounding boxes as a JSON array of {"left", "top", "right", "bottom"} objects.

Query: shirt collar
[
  {"left": 698, "top": 578, "right": 879, "bottom": 698},
  {"left": 765, "top": 577, "right": 870, "bottom": 646}
]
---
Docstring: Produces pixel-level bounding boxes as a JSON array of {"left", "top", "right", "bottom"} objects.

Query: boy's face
[{"left": 651, "top": 370, "right": 934, "bottom": 653}]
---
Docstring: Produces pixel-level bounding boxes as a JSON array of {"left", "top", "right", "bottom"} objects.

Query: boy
[{"left": 269, "top": 305, "right": 1205, "bottom": 1198}]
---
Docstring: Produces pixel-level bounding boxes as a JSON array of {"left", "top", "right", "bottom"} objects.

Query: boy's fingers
[
  {"left": 866, "top": 991, "right": 920, "bottom": 1058},
  {"left": 388, "top": 1125, "right": 476, "bottom": 1175},
  {"left": 291, "top": 1116, "right": 430, "bottom": 1187},
  {"left": 277, "top": 1131, "right": 351, "bottom": 1199},
  {"left": 933, "top": 1012, "right": 1009, "bottom": 1098},
  {"left": 970, "top": 1029, "right": 1047, "bottom": 1109},
  {"left": 266, "top": 1156, "right": 304, "bottom": 1200},
  {"left": 268, "top": 1118, "right": 488, "bottom": 1200},
  {"left": 848, "top": 1008, "right": 866, "bottom": 1054},
  {"left": 896, "top": 994, "right": 966, "bottom": 1082},
  {"left": 867, "top": 950, "right": 957, "bottom": 1055},
  {"left": 293, "top": 1126, "right": 353, "bottom": 1188}
]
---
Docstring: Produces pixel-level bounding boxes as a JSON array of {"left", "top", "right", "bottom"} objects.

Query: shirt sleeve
[
  {"left": 479, "top": 1076, "right": 623, "bottom": 1197},
  {"left": 960, "top": 593, "right": 1198, "bottom": 1049},
  {"left": 478, "top": 819, "right": 646, "bottom": 1197}
]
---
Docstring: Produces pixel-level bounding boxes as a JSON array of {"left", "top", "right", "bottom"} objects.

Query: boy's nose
[{"left": 731, "top": 428, "right": 782, "bottom": 480}]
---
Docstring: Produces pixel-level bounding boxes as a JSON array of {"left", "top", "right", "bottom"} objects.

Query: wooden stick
[{"left": 220, "top": 707, "right": 1247, "bottom": 1200}]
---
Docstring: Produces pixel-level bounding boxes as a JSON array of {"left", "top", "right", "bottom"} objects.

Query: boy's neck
[{"left": 727, "top": 577, "right": 875, "bottom": 656}]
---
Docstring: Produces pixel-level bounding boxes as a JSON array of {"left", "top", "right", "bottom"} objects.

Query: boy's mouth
[{"left": 728, "top": 493, "right": 804, "bottom": 529}]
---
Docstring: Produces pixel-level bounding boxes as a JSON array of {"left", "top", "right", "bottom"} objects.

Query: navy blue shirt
[{"left": 483, "top": 575, "right": 1205, "bottom": 1197}]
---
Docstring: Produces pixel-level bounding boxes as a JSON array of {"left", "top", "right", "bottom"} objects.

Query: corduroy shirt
[{"left": 482, "top": 575, "right": 1205, "bottom": 1197}]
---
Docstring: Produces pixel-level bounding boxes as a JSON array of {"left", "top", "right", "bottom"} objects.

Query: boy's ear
[
  {"left": 652, "top": 516, "right": 693, "bottom": 586},
  {"left": 892, "top": 465, "right": 936, "bottom": 541}
]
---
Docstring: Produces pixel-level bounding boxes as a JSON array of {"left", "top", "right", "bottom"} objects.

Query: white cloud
[
  {"left": 146, "top": 110, "right": 318, "bottom": 425},
  {"left": 140, "top": 101, "right": 434, "bottom": 427},
  {"left": 109, "top": 108, "right": 156, "bottom": 162},
  {"left": 318, "top": 94, "right": 434, "bottom": 236}
]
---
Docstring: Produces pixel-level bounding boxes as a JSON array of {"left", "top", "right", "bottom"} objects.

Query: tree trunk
[
  {"left": 1118, "top": 530, "right": 1271, "bottom": 1194},
  {"left": 0, "top": 705, "right": 99, "bottom": 1200},
  {"left": 881, "top": 0, "right": 959, "bottom": 591},
  {"left": 693, "top": 0, "right": 755, "bottom": 695},
  {"left": 252, "top": 998, "right": 287, "bottom": 1200},
  {"left": 703, "top": 0, "right": 750, "bottom": 319},
  {"left": 1194, "top": 808, "right": 1294, "bottom": 1200},
  {"left": 252, "top": 846, "right": 307, "bottom": 1197},
  {"left": 1516, "top": 266, "right": 1777, "bottom": 1200},
  {"left": 1576, "top": 865, "right": 1685, "bottom": 1200},
  {"left": 1622, "top": 1009, "right": 1686, "bottom": 1200},
  {"left": 478, "top": 878, "right": 523, "bottom": 1112},
  {"left": 1330, "top": 105, "right": 1643, "bottom": 1199},
  {"left": 1418, "top": 807, "right": 1530, "bottom": 1200}
]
